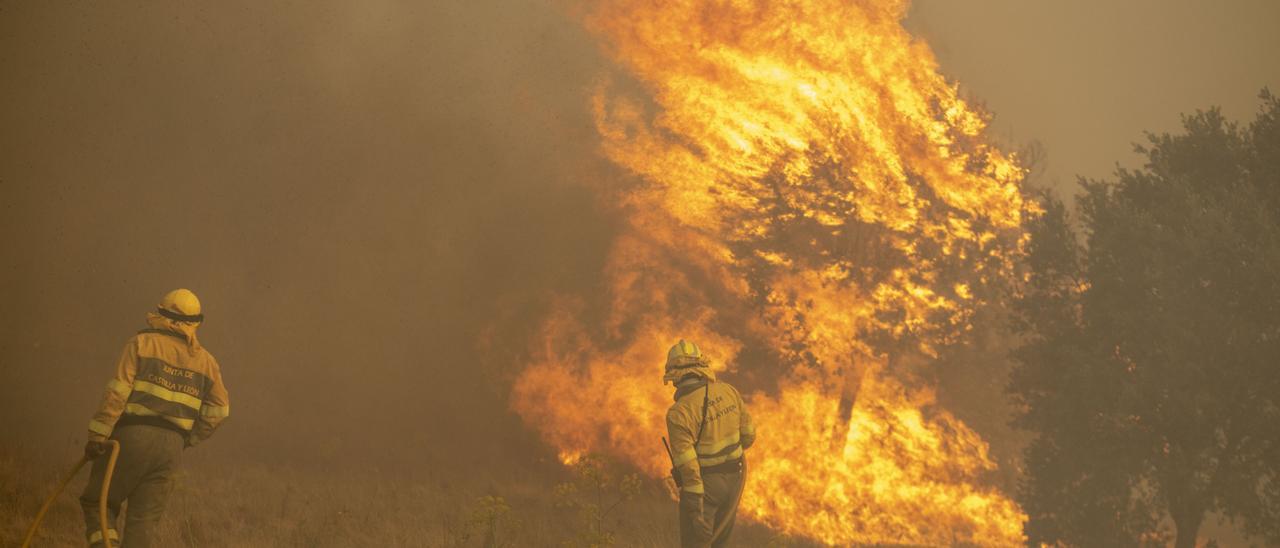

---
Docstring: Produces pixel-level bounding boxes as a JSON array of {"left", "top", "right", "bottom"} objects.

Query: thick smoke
[
  {"left": 0, "top": 1, "right": 616, "bottom": 469},
  {"left": 2, "top": 0, "right": 1276, "bottom": 490}
]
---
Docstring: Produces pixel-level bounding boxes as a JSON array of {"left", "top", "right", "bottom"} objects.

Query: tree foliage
[
  {"left": 553, "top": 455, "right": 641, "bottom": 547},
  {"left": 1011, "top": 91, "right": 1280, "bottom": 547}
]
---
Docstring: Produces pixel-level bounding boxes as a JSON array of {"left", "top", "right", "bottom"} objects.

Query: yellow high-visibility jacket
[
  {"left": 666, "top": 378, "right": 755, "bottom": 494},
  {"left": 88, "top": 329, "right": 229, "bottom": 446}
]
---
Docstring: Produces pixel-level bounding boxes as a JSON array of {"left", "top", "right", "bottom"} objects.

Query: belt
[
  {"left": 701, "top": 458, "right": 743, "bottom": 475},
  {"left": 115, "top": 415, "right": 188, "bottom": 437}
]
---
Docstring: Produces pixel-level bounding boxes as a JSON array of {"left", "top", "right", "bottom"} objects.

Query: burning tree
[
  {"left": 513, "top": 0, "right": 1038, "bottom": 545},
  {"left": 1011, "top": 92, "right": 1280, "bottom": 547}
]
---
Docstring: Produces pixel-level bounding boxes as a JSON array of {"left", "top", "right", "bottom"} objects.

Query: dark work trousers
[
  {"left": 80, "top": 424, "right": 184, "bottom": 547},
  {"left": 680, "top": 468, "right": 745, "bottom": 548}
]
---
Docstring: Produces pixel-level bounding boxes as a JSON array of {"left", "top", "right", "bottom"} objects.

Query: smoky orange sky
[{"left": 2, "top": 0, "right": 1277, "bottom": 476}]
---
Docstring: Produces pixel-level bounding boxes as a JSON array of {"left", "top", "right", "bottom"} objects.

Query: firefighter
[
  {"left": 664, "top": 339, "right": 755, "bottom": 548},
  {"left": 80, "top": 289, "right": 230, "bottom": 547}
]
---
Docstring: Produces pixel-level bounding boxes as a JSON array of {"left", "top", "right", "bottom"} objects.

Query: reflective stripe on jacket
[
  {"left": 88, "top": 329, "right": 229, "bottom": 445},
  {"left": 666, "top": 378, "right": 755, "bottom": 494}
]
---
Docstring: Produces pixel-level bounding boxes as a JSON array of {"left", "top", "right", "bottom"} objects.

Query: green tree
[
  {"left": 468, "top": 495, "right": 517, "bottom": 548},
  {"left": 553, "top": 455, "right": 641, "bottom": 547},
  {"left": 1011, "top": 92, "right": 1280, "bottom": 547}
]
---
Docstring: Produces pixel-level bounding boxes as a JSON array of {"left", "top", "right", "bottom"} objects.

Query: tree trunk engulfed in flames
[{"left": 514, "top": 1, "right": 1035, "bottom": 545}]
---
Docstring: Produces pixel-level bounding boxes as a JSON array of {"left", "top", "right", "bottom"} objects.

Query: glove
[
  {"left": 84, "top": 439, "right": 110, "bottom": 459},
  {"left": 679, "top": 492, "right": 712, "bottom": 544},
  {"left": 670, "top": 466, "right": 684, "bottom": 489}
]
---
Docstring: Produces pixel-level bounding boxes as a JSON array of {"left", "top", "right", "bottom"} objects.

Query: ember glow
[{"left": 514, "top": 0, "right": 1033, "bottom": 544}]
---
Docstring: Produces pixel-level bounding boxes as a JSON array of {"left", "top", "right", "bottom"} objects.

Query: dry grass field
[{"left": 2, "top": 444, "right": 811, "bottom": 547}]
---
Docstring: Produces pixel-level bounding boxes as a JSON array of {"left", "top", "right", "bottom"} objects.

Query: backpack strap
[{"left": 693, "top": 384, "right": 711, "bottom": 447}]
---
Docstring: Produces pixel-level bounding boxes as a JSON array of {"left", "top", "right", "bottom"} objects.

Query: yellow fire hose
[{"left": 21, "top": 440, "right": 120, "bottom": 548}]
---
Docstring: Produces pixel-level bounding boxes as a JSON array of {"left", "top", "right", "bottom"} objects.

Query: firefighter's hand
[
  {"left": 84, "top": 439, "right": 110, "bottom": 459},
  {"left": 679, "top": 492, "right": 712, "bottom": 543}
]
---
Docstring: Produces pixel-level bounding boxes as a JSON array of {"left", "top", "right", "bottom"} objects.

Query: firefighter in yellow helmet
[
  {"left": 79, "top": 289, "right": 230, "bottom": 547},
  {"left": 663, "top": 339, "right": 755, "bottom": 548}
]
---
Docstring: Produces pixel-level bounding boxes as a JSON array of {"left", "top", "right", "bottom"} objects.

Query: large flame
[{"left": 514, "top": 0, "right": 1032, "bottom": 544}]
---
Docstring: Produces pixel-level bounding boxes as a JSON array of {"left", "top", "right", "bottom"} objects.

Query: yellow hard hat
[
  {"left": 666, "top": 339, "right": 703, "bottom": 367},
  {"left": 158, "top": 288, "right": 203, "bottom": 323},
  {"left": 663, "top": 339, "right": 713, "bottom": 384}
]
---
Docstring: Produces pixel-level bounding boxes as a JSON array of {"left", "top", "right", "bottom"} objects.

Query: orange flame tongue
[
  {"left": 514, "top": 0, "right": 1031, "bottom": 544},
  {"left": 746, "top": 371, "right": 1022, "bottom": 544}
]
